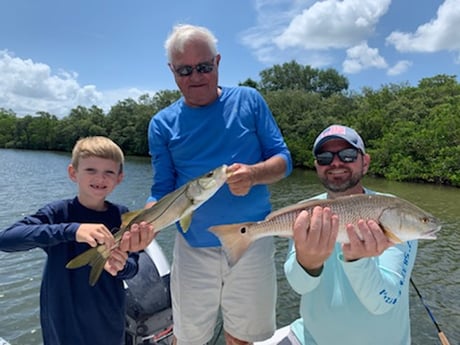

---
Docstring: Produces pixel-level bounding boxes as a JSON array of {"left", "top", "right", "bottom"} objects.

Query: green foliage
[
  {"left": 105, "top": 91, "right": 180, "bottom": 155},
  {"left": 363, "top": 75, "right": 460, "bottom": 186},
  {"left": 0, "top": 108, "right": 16, "bottom": 148},
  {"left": 258, "top": 60, "right": 348, "bottom": 97},
  {"left": 239, "top": 78, "right": 259, "bottom": 89},
  {"left": 1, "top": 70, "right": 459, "bottom": 187},
  {"left": 263, "top": 89, "right": 356, "bottom": 167}
]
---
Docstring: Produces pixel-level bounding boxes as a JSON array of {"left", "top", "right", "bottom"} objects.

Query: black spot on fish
[{"left": 240, "top": 227, "right": 247, "bottom": 234}]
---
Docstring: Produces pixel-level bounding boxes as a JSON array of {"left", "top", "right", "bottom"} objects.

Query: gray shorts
[{"left": 171, "top": 233, "right": 277, "bottom": 345}]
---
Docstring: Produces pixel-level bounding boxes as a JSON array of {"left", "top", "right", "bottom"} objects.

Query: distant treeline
[{"left": 1, "top": 61, "right": 459, "bottom": 187}]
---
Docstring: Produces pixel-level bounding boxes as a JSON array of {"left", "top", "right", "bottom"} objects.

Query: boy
[{"left": 0, "top": 136, "right": 153, "bottom": 345}]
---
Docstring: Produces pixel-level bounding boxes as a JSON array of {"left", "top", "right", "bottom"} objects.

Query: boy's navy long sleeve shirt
[{"left": 0, "top": 197, "right": 139, "bottom": 345}]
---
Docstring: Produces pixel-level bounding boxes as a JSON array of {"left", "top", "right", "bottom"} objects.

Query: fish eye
[
  {"left": 240, "top": 227, "right": 247, "bottom": 234},
  {"left": 206, "top": 171, "right": 214, "bottom": 178},
  {"left": 421, "top": 217, "right": 429, "bottom": 224}
]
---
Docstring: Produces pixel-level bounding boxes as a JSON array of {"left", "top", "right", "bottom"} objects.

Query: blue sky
[{"left": 1, "top": 0, "right": 459, "bottom": 117}]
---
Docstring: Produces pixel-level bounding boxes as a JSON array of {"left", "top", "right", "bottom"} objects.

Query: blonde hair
[
  {"left": 164, "top": 24, "right": 218, "bottom": 62},
  {"left": 71, "top": 136, "right": 124, "bottom": 173}
]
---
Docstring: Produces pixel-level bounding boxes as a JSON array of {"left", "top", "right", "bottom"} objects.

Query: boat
[
  {"left": 0, "top": 337, "right": 11, "bottom": 345},
  {"left": 254, "top": 326, "right": 291, "bottom": 344},
  {"left": 124, "top": 240, "right": 174, "bottom": 345}
]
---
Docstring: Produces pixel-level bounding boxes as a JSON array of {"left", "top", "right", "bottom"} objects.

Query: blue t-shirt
[
  {"left": 147, "top": 86, "right": 292, "bottom": 247},
  {"left": 285, "top": 190, "right": 418, "bottom": 345},
  {"left": 0, "top": 197, "right": 139, "bottom": 345}
]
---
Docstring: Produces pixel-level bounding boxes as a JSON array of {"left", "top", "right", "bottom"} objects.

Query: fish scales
[
  {"left": 125, "top": 183, "right": 194, "bottom": 232},
  {"left": 210, "top": 194, "right": 441, "bottom": 265},
  {"left": 243, "top": 195, "right": 418, "bottom": 241}
]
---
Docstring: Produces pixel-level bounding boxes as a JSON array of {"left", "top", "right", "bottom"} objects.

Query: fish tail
[
  {"left": 66, "top": 245, "right": 111, "bottom": 286},
  {"left": 209, "top": 222, "right": 256, "bottom": 266}
]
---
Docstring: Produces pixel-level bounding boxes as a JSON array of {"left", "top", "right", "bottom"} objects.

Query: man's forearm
[{"left": 251, "top": 155, "right": 287, "bottom": 185}]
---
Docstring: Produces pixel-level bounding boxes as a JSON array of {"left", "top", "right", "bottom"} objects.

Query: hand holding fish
[
  {"left": 342, "top": 219, "right": 393, "bottom": 261},
  {"left": 75, "top": 223, "right": 115, "bottom": 249},
  {"left": 104, "top": 247, "right": 128, "bottom": 276},
  {"left": 119, "top": 221, "right": 156, "bottom": 252},
  {"left": 293, "top": 207, "right": 339, "bottom": 276},
  {"left": 226, "top": 163, "right": 254, "bottom": 196},
  {"left": 226, "top": 156, "right": 288, "bottom": 196}
]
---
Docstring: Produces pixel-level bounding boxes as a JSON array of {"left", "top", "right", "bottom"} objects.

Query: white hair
[{"left": 164, "top": 24, "right": 218, "bottom": 62}]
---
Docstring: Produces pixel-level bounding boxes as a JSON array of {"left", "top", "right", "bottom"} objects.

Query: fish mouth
[{"left": 421, "top": 225, "right": 442, "bottom": 239}]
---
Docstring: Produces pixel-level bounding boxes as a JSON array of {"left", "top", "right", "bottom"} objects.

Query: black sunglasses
[
  {"left": 173, "top": 57, "right": 215, "bottom": 77},
  {"left": 315, "top": 148, "right": 360, "bottom": 166}
]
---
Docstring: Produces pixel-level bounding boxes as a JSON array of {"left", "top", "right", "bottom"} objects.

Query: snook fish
[
  {"left": 67, "top": 164, "right": 229, "bottom": 286},
  {"left": 210, "top": 194, "right": 441, "bottom": 265}
]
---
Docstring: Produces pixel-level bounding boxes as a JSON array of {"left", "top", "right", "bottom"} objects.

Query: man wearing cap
[{"left": 278, "top": 124, "right": 418, "bottom": 344}]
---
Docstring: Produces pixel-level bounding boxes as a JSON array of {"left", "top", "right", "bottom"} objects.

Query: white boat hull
[{"left": 255, "top": 325, "right": 291, "bottom": 344}]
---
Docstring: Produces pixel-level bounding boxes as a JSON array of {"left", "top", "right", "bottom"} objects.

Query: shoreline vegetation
[{"left": 1, "top": 61, "right": 459, "bottom": 187}]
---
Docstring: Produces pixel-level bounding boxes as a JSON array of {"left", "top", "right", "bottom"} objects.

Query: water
[{"left": 0, "top": 149, "right": 458, "bottom": 345}]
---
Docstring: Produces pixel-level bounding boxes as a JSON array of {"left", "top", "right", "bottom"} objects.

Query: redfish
[{"left": 210, "top": 194, "right": 441, "bottom": 265}]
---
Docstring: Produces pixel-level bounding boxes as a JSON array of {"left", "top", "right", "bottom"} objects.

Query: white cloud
[
  {"left": 387, "top": 60, "right": 412, "bottom": 76},
  {"left": 274, "top": 0, "right": 391, "bottom": 50},
  {"left": 240, "top": 0, "right": 460, "bottom": 80},
  {"left": 0, "top": 50, "right": 158, "bottom": 117},
  {"left": 240, "top": 0, "right": 391, "bottom": 69},
  {"left": 0, "top": 50, "right": 102, "bottom": 117},
  {"left": 239, "top": 0, "right": 298, "bottom": 65},
  {"left": 386, "top": 0, "right": 460, "bottom": 54},
  {"left": 342, "top": 42, "right": 387, "bottom": 73}
]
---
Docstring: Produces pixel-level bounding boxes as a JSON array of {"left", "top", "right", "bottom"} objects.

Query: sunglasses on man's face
[
  {"left": 173, "top": 57, "right": 215, "bottom": 77},
  {"left": 315, "top": 148, "right": 360, "bottom": 166}
]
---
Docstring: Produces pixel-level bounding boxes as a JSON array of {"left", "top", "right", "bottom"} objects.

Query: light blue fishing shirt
[
  {"left": 147, "top": 86, "right": 292, "bottom": 247},
  {"left": 285, "top": 189, "right": 418, "bottom": 345}
]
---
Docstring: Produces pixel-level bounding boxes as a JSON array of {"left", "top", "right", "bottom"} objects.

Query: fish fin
[
  {"left": 180, "top": 214, "right": 192, "bottom": 233},
  {"left": 381, "top": 226, "right": 403, "bottom": 243},
  {"left": 121, "top": 209, "right": 144, "bottom": 228},
  {"left": 266, "top": 200, "right": 323, "bottom": 220},
  {"left": 209, "top": 222, "right": 256, "bottom": 266},
  {"left": 88, "top": 254, "right": 108, "bottom": 286},
  {"left": 66, "top": 246, "right": 100, "bottom": 269},
  {"left": 66, "top": 245, "right": 111, "bottom": 287}
]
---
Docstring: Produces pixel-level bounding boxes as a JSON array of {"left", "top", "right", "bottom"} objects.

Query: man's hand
[
  {"left": 119, "top": 221, "right": 156, "bottom": 252},
  {"left": 104, "top": 248, "right": 128, "bottom": 276},
  {"left": 293, "top": 207, "right": 338, "bottom": 276},
  {"left": 226, "top": 163, "right": 254, "bottom": 196},
  {"left": 342, "top": 219, "right": 393, "bottom": 262}
]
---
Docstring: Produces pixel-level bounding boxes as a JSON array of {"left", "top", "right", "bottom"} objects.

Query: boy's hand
[
  {"left": 75, "top": 223, "right": 115, "bottom": 248},
  {"left": 104, "top": 248, "right": 128, "bottom": 276},
  {"left": 119, "top": 221, "right": 156, "bottom": 252}
]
